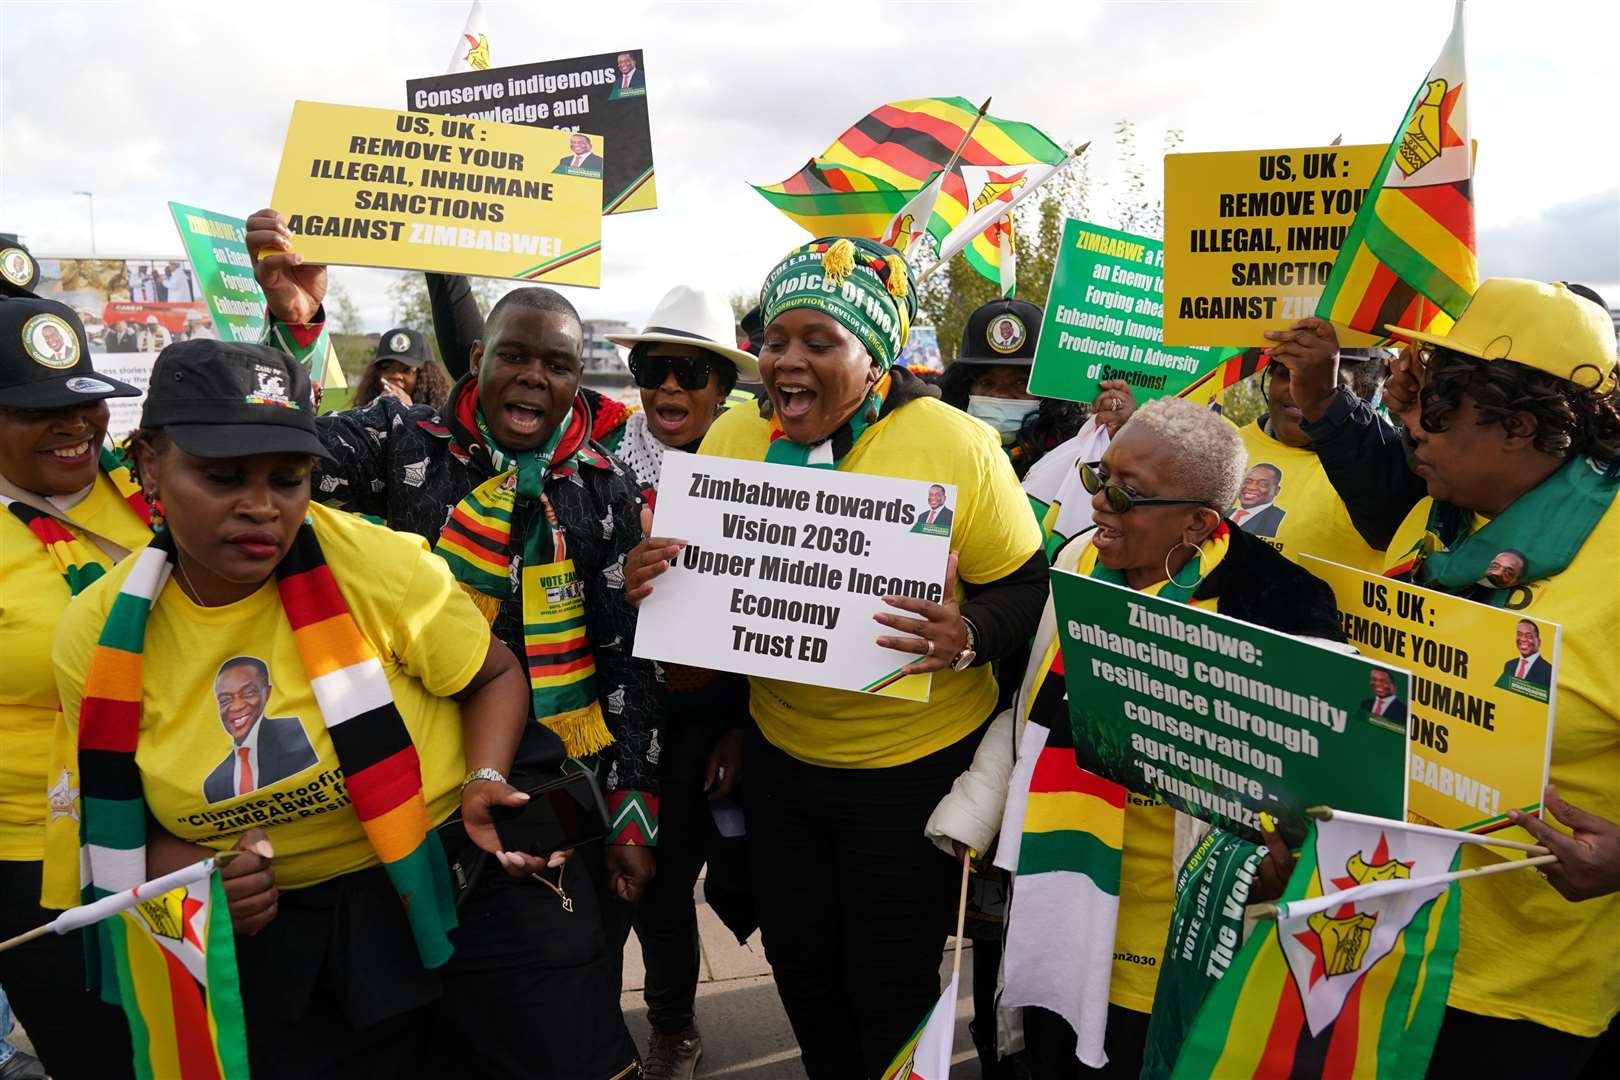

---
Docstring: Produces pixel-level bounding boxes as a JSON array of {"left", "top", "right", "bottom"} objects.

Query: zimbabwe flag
[
  {"left": 754, "top": 97, "right": 1065, "bottom": 241},
  {"left": 1317, "top": 2, "right": 1475, "bottom": 337},
  {"left": 752, "top": 160, "right": 920, "bottom": 241},
  {"left": 991, "top": 642, "right": 1126, "bottom": 1067},
  {"left": 1176, "top": 347, "right": 1263, "bottom": 410},
  {"left": 1170, "top": 819, "right": 1461, "bottom": 1079},
  {"left": 107, "top": 869, "right": 250, "bottom": 1080}
]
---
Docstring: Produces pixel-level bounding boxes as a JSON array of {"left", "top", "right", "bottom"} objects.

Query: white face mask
[{"left": 968, "top": 395, "right": 1039, "bottom": 438}]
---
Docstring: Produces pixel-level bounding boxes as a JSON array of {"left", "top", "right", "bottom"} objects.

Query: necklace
[
  {"left": 529, "top": 861, "right": 573, "bottom": 913},
  {"left": 174, "top": 556, "right": 208, "bottom": 605}
]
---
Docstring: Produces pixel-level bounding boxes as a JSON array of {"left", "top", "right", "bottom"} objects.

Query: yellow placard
[
  {"left": 1162, "top": 144, "right": 1386, "bottom": 347},
  {"left": 1301, "top": 555, "right": 1556, "bottom": 837},
  {"left": 269, "top": 100, "right": 602, "bottom": 287}
]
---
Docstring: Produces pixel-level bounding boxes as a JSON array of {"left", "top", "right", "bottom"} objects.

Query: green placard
[
  {"left": 167, "top": 202, "right": 266, "bottom": 343},
  {"left": 1050, "top": 568, "right": 1409, "bottom": 843},
  {"left": 1028, "top": 218, "right": 1232, "bottom": 405}
]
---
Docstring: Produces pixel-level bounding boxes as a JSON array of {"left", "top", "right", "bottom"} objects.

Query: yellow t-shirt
[
  {"left": 49, "top": 503, "right": 488, "bottom": 895},
  {"left": 0, "top": 473, "right": 150, "bottom": 860},
  {"left": 1386, "top": 495, "right": 1620, "bottom": 1036},
  {"left": 1112, "top": 793, "right": 1175, "bottom": 1012},
  {"left": 700, "top": 397, "right": 1043, "bottom": 768},
  {"left": 1234, "top": 422, "right": 1383, "bottom": 572}
]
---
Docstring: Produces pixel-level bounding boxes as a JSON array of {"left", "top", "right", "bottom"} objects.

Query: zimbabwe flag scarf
[
  {"left": 76, "top": 523, "right": 458, "bottom": 971},
  {"left": 433, "top": 387, "right": 614, "bottom": 759},
  {"left": 1, "top": 446, "right": 152, "bottom": 595},
  {"left": 1386, "top": 455, "right": 1619, "bottom": 606}
]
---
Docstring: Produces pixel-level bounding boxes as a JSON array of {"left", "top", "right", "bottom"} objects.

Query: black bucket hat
[
  {"left": 0, "top": 296, "right": 141, "bottom": 409},
  {"left": 139, "top": 339, "right": 331, "bottom": 460}
]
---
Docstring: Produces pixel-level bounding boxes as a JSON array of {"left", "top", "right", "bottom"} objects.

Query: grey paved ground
[
  {"left": 7, "top": 886, "right": 987, "bottom": 1079},
  {"left": 620, "top": 895, "right": 984, "bottom": 1078}
]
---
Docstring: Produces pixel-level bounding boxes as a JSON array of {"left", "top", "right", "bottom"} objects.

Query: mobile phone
[{"left": 490, "top": 771, "right": 609, "bottom": 857}]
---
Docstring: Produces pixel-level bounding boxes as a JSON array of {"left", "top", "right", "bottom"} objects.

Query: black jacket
[
  {"left": 308, "top": 382, "right": 665, "bottom": 802},
  {"left": 1193, "top": 524, "right": 1347, "bottom": 642},
  {"left": 1299, "top": 388, "right": 1427, "bottom": 553}
]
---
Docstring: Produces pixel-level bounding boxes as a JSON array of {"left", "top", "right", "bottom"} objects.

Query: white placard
[
  {"left": 633, "top": 451, "right": 956, "bottom": 701},
  {"left": 90, "top": 351, "right": 160, "bottom": 441}
]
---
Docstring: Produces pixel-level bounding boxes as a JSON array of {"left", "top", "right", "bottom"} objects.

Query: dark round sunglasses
[
  {"left": 628, "top": 351, "right": 715, "bottom": 391},
  {"left": 1078, "top": 460, "right": 1207, "bottom": 514}
]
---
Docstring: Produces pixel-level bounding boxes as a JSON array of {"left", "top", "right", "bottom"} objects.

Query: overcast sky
[{"left": 3, "top": 0, "right": 1616, "bottom": 331}]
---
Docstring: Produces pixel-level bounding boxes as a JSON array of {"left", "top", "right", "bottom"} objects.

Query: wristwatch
[
  {"left": 461, "top": 767, "right": 507, "bottom": 792},
  {"left": 949, "top": 616, "right": 979, "bottom": 672}
]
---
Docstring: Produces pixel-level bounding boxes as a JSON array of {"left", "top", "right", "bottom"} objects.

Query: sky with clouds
[{"left": 3, "top": 0, "right": 1616, "bottom": 331}]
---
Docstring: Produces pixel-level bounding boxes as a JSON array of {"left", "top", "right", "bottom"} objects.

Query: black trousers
[
  {"left": 1023, "top": 1003, "right": 1150, "bottom": 1079},
  {"left": 0, "top": 858, "right": 133, "bottom": 1080},
  {"left": 234, "top": 851, "right": 638, "bottom": 1079},
  {"left": 1427, "top": 1007, "right": 1600, "bottom": 1079},
  {"left": 631, "top": 702, "right": 733, "bottom": 1034},
  {"left": 743, "top": 723, "right": 983, "bottom": 1080}
]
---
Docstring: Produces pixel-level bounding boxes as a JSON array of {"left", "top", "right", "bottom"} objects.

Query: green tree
[
  {"left": 385, "top": 272, "right": 512, "bottom": 358},
  {"left": 325, "top": 276, "right": 362, "bottom": 334}
]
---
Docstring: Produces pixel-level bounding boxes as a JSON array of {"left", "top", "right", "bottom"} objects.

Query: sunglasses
[
  {"left": 1078, "top": 461, "right": 1207, "bottom": 514},
  {"left": 628, "top": 352, "right": 715, "bottom": 391}
]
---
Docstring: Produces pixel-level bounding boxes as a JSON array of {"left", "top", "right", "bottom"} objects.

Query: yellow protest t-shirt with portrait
[
  {"left": 0, "top": 473, "right": 150, "bottom": 860},
  {"left": 700, "top": 396, "right": 1043, "bottom": 768},
  {"left": 48, "top": 503, "right": 489, "bottom": 898},
  {"left": 1384, "top": 495, "right": 1620, "bottom": 1037},
  {"left": 1233, "top": 421, "right": 1383, "bottom": 572}
]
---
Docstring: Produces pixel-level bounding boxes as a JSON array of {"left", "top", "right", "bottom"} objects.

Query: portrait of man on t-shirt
[
  {"left": 1231, "top": 462, "right": 1286, "bottom": 538},
  {"left": 203, "top": 656, "right": 318, "bottom": 804}
]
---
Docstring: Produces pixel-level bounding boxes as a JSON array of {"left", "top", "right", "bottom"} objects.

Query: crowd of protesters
[{"left": 0, "top": 216, "right": 1615, "bottom": 1080}]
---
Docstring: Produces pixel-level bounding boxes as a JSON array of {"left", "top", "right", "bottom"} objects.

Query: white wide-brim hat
[{"left": 607, "top": 285, "right": 761, "bottom": 381}]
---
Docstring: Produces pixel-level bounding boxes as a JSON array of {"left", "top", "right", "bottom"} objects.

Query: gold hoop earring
[{"left": 1164, "top": 541, "right": 1205, "bottom": 590}]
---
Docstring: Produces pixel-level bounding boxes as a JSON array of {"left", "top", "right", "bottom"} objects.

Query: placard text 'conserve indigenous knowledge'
[
  {"left": 269, "top": 101, "right": 602, "bottom": 286},
  {"left": 408, "top": 49, "right": 656, "bottom": 214},
  {"left": 634, "top": 451, "right": 956, "bottom": 703},
  {"left": 1051, "top": 570, "right": 1409, "bottom": 844},
  {"left": 1162, "top": 143, "right": 1386, "bottom": 347},
  {"left": 1028, "top": 218, "right": 1236, "bottom": 404}
]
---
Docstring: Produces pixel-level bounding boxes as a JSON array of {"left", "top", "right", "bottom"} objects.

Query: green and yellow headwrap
[{"left": 759, "top": 237, "right": 917, "bottom": 371}]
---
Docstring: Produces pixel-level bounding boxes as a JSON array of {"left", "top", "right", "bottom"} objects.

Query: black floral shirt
[{"left": 271, "top": 321, "right": 664, "bottom": 844}]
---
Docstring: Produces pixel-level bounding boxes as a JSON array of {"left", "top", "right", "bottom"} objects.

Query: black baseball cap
[
  {"left": 139, "top": 340, "right": 331, "bottom": 460},
  {"left": 0, "top": 296, "right": 141, "bottom": 408},
  {"left": 956, "top": 298, "right": 1043, "bottom": 365},
  {"left": 375, "top": 327, "right": 428, "bottom": 368},
  {"left": 0, "top": 240, "right": 42, "bottom": 297}
]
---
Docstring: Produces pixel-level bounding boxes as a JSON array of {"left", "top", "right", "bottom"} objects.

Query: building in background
[{"left": 582, "top": 317, "right": 635, "bottom": 400}]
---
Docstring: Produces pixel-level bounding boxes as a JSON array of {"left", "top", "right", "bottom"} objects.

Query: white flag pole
[
  {"left": 1257, "top": 853, "right": 1557, "bottom": 922},
  {"left": 950, "top": 847, "right": 972, "bottom": 983},
  {"left": 0, "top": 854, "right": 229, "bottom": 953},
  {"left": 1307, "top": 806, "right": 1549, "bottom": 855},
  {"left": 917, "top": 141, "right": 1091, "bottom": 283}
]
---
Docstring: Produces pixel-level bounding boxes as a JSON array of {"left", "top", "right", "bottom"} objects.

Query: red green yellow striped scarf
[
  {"left": 76, "top": 522, "right": 457, "bottom": 972},
  {"left": 433, "top": 394, "right": 613, "bottom": 758},
  {"left": 1, "top": 446, "right": 152, "bottom": 595}
]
